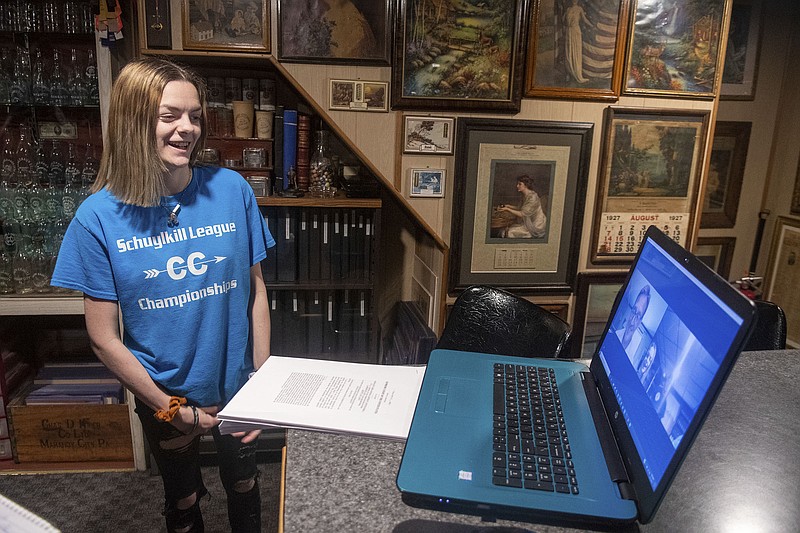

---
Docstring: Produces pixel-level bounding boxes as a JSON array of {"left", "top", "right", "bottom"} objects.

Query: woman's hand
[
  {"left": 232, "top": 429, "right": 263, "bottom": 444},
  {"left": 171, "top": 405, "right": 219, "bottom": 436}
]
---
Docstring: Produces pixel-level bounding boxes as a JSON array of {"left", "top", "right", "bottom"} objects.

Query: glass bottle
[
  {"left": 9, "top": 47, "right": 31, "bottom": 105},
  {"left": 62, "top": 143, "right": 81, "bottom": 218},
  {"left": 12, "top": 235, "right": 33, "bottom": 294},
  {"left": 49, "top": 49, "right": 69, "bottom": 106},
  {"left": 67, "top": 48, "right": 87, "bottom": 106},
  {"left": 31, "top": 49, "right": 50, "bottom": 106},
  {"left": 15, "top": 124, "right": 36, "bottom": 187},
  {"left": 0, "top": 49, "right": 12, "bottom": 105},
  {"left": 0, "top": 237, "right": 13, "bottom": 294},
  {"left": 29, "top": 219, "right": 51, "bottom": 293},
  {"left": 0, "top": 131, "right": 16, "bottom": 186},
  {"left": 80, "top": 143, "right": 98, "bottom": 189},
  {"left": 309, "top": 130, "right": 336, "bottom": 198},
  {"left": 48, "top": 140, "right": 65, "bottom": 188},
  {"left": 85, "top": 49, "right": 99, "bottom": 106}
]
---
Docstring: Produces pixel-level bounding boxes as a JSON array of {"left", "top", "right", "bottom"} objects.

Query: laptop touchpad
[{"left": 433, "top": 377, "right": 481, "bottom": 419}]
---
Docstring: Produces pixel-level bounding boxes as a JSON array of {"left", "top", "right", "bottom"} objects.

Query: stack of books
[{"left": 23, "top": 363, "right": 123, "bottom": 405}]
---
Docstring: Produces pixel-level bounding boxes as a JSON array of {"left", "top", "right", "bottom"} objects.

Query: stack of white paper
[{"left": 217, "top": 356, "right": 426, "bottom": 441}]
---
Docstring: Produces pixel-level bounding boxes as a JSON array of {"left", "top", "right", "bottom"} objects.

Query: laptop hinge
[{"left": 581, "top": 372, "right": 635, "bottom": 500}]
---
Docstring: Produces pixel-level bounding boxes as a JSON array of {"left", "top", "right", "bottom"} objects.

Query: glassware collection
[
  {"left": 0, "top": 124, "right": 99, "bottom": 294},
  {"left": 0, "top": 1, "right": 96, "bottom": 35},
  {"left": 0, "top": 46, "right": 99, "bottom": 107}
]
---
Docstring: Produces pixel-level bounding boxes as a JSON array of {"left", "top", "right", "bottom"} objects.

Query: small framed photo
[
  {"left": 328, "top": 79, "right": 389, "bottom": 112},
  {"left": 410, "top": 169, "right": 445, "bottom": 198},
  {"left": 182, "top": 0, "right": 269, "bottom": 53},
  {"left": 570, "top": 272, "right": 628, "bottom": 359},
  {"left": 694, "top": 237, "right": 736, "bottom": 280},
  {"left": 403, "top": 116, "right": 455, "bottom": 154}
]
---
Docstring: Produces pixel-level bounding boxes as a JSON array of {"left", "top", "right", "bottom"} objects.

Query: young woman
[
  {"left": 497, "top": 174, "right": 547, "bottom": 239},
  {"left": 51, "top": 57, "right": 274, "bottom": 533}
]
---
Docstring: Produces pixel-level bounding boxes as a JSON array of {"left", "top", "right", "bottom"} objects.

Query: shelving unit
[
  {"left": 137, "top": 43, "right": 386, "bottom": 364},
  {"left": 0, "top": 4, "right": 133, "bottom": 473}
]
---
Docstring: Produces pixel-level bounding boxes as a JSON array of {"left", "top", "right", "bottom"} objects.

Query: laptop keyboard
[{"left": 492, "top": 363, "right": 579, "bottom": 495}]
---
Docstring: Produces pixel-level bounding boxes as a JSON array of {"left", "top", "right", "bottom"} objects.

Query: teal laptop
[{"left": 397, "top": 226, "right": 756, "bottom": 528}]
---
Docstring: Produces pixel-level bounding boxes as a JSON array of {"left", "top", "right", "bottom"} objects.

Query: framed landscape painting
[
  {"left": 591, "top": 107, "right": 710, "bottom": 264},
  {"left": 449, "top": 118, "right": 593, "bottom": 294},
  {"left": 623, "top": 0, "right": 728, "bottom": 98},
  {"left": 525, "top": 0, "right": 631, "bottom": 100},
  {"left": 392, "top": 0, "right": 528, "bottom": 112}
]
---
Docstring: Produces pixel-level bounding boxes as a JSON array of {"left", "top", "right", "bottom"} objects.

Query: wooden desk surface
[{"left": 282, "top": 350, "right": 800, "bottom": 532}]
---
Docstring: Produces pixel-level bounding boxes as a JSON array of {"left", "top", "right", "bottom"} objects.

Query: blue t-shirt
[{"left": 52, "top": 166, "right": 275, "bottom": 406}]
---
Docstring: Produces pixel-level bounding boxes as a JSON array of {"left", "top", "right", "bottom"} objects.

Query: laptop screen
[{"left": 596, "top": 235, "right": 744, "bottom": 490}]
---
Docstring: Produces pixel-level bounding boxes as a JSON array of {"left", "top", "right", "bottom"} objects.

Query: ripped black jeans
[{"left": 135, "top": 398, "right": 261, "bottom": 533}]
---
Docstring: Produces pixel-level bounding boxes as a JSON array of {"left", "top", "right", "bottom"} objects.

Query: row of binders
[
  {"left": 262, "top": 207, "right": 375, "bottom": 283},
  {"left": 269, "top": 289, "right": 372, "bottom": 360}
]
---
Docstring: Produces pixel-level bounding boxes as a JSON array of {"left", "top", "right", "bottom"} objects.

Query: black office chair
[
  {"left": 436, "top": 285, "right": 572, "bottom": 359},
  {"left": 744, "top": 300, "right": 787, "bottom": 351}
]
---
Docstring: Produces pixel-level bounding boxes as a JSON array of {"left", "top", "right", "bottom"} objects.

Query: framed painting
[
  {"left": 182, "top": 0, "right": 269, "bottom": 53},
  {"left": 570, "top": 272, "right": 627, "bottom": 359},
  {"left": 763, "top": 216, "right": 800, "bottom": 347},
  {"left": 623, "top": 0, "right": 728, "bottom": 98},
  {"left": 410, "top": 169, "right": 445, "bottom": 198},
  {"left": 391, "top": 0, "right": 529, "bottom": 113},
  {"left": 403, "top": 116, "right": 455, "bottom": 154},
  {"left": 525, "top": 0, "right": 631, "bottom": 100},
  {"left": 694, "top": 237, "right": 736, "bottom": 279},
  {"left": 793, "top": 156, "right": 800, "bottom": 215},
  {"left": 328, "top": 80, "right": 389, "bottom": 112},
  {"left": 702, "top": 121, "right": 751, "bottom": 228},
  {"left": 720, "top": 0, "right": 763, "bottom": 100},
  {"left": 449, "top": 118, "right": 593, "bottom": 294},
  {"left": 591, "top": 107, "right": 710, "bottom": 265},
  {"left": 277, "top": 0, "right": 391, "bottom": 65}
]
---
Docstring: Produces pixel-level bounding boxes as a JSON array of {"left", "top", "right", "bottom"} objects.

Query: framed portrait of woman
[
  {"left": 449, "top": 118, "right": 593, "bottom": 294},
  {"left": 525, "top": 0, "right": 631, "bottom": 100}
]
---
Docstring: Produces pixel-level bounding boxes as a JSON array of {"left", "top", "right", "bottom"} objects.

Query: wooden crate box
[{"left": 8, "top": 403, "right": 133, "bottom": 463}]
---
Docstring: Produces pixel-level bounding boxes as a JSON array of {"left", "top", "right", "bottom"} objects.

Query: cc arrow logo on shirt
[{"left": 143, "top": 254, "right": 227, "bottom": 280}]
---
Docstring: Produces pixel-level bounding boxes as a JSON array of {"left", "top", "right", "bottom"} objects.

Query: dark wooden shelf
[{"left": 257, "top": 194, "right": 381, "bottom": 208}]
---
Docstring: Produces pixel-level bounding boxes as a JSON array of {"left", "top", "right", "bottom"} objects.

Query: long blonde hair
[{"left": 93, "top": 57, "right": 207, "bottom": 206}]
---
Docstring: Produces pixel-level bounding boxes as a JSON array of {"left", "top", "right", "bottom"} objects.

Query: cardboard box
[{"left": 8, "top": 403, "right": 134, "bottom": 463}]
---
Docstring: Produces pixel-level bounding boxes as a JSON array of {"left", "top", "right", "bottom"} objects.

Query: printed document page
[
  {"left": 217, "top": 356, "right": 425, "bottom": 440},
  {"left": 0, "top": 493, "right": 60, "bottom": 533}
]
